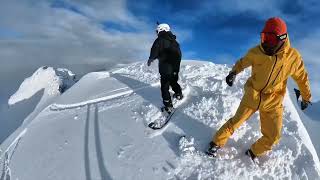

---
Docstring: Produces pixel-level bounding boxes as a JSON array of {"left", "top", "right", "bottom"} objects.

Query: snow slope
[
  {"left": 287, "top": 79, "right": 320, "bottom": 160},
  {"left": 0, "top": 66, "right": 77, "bottom": 146},
  {"left": 0, "top": 61, "right": 319, "bottom": 180},
  {"left": 301, "top": 101, "right": 320, "bottom": 157}
]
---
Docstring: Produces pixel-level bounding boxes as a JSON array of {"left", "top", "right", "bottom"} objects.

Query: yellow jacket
[{"left": 232, "top": 36, "right": 311, "bottom": 111}]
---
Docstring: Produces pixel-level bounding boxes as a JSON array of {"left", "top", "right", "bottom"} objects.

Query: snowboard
[
  {"left": 147, "top": 86, "right": 190, "bottom": 130},
  {"left": 148, "top": 102, "right": 178, "bottom": 130}
]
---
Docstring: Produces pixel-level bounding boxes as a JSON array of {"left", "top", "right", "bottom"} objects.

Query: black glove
[
  {"left": 301, "top": 100, "right": 311, "bottom": 110},
  {"left": 147, "top": 59, "right": 154, "bottom": 66},
  {"left": 226, "top": 71, "right": 236, "bottom": 87}
]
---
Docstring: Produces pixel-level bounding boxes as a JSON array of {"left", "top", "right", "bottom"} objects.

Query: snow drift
[
  {"left": 8, "top": 66, "right": 76, "bottom": 106},
  {"left": 4, "top": 66, "right": 76, "bottom": 129},
  {"left": 0, "top": 61, "right": 319, "bottom": 180}
]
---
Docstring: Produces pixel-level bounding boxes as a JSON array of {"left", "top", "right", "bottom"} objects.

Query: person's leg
[
  {"left": 250, "top": 107, "right": 283, "bottom": 156},
  {"left": 160, "top": 74, "right": 172, "bottom": 107},
  {"left": 213, "top": 103, "right": 256, "bottom": 147},
  {"left": 170, "top": 72, "right": 182, "bottom": 96}
]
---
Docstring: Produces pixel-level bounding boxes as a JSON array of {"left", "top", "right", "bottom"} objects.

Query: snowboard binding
[{"left": 161, "top": 106, "right": 174, "bottom": 114}]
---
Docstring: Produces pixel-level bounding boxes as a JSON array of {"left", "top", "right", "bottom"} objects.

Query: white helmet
[{"left": 156, "top": 23, "right": 170, "bottom": 34}]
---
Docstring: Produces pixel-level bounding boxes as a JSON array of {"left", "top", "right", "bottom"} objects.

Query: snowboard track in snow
[
  {"left": 0, "top": 129, "right": 27, "bottom": 180},
  {"left": 49, "top": 82, "right": 160, "bottom": 111}
]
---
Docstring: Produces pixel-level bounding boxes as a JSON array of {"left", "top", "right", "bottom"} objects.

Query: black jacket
[{"left": 149, "top": 31, "right": 182, "bottom": 75}]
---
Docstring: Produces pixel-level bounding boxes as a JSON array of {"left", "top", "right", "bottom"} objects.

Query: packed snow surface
[{"left": 1, "top": 61, "right": 319, "bottom": 180}]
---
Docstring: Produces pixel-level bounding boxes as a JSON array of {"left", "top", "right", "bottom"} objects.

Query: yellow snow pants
[{"left": 212, "top": 102, "right": 283, "bottom": 156}]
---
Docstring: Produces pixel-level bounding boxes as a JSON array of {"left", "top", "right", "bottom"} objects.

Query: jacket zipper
[
  {"left": 271, "top": 65, "right": 283, "bottom": 85},
  {"left": 257, "top": 55, "right": 278, "bottom": 110}
]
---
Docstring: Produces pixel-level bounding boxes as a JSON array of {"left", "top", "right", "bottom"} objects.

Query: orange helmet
[{"left": 261, "top": 17, "right": 287, "bottom": 46}]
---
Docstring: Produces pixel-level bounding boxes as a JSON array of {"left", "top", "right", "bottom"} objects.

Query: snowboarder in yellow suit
[{"left": 207, "top": 17, "right": 312, "bottom": 160}]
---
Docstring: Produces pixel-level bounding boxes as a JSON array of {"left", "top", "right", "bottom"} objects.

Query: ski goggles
[{"left": 261, "top": 32, "right": 287, "bottom": 46}]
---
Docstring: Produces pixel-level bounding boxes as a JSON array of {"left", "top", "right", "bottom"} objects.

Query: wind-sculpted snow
[
  {"left": 8, "top": 67, "right": 60, "bottom": 106},
  {"left": 8, "top": 66, "right": 76, "bottom": 106},
  {"left": 1, "top": 61, "right": 319, "bottom": 180}
]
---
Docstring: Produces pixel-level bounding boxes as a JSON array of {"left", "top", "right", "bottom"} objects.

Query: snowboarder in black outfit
[{"left": 147, "top": 23, "right": 183, "bottom": 113}]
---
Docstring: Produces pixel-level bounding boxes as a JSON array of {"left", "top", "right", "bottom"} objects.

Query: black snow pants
[{"left": 160, "top": 73, "right": 182, "bottom": 107}]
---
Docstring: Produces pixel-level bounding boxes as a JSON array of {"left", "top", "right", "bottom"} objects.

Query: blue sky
[
  {"left": 127, "top": 0, "right": 320, "bottom": 62},
  {"left": 0, "top": 0, "right": 319, "bottom": 100}
]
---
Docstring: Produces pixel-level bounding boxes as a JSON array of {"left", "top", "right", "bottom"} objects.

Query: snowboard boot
[
  {"left": 162, "top": 99, "right": 174, "bottom": 114},
  {"left": 245, "top": 149, "right": 258, "bottom": 162},
  {"left": 206, "top": 141, "right": 220, "bottom": 157},
  {"left": 173, "top": 93, "right": 184, "bottom": 100}
]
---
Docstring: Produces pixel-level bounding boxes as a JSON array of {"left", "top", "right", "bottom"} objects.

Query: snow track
[
  {"left": 0, "top": 129, "right": 27, "bottom": 180},
  {"left": 50, "top": 81, "right": 160, "bottom": 111}
]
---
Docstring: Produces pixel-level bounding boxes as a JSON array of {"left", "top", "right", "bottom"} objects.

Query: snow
[
  {"left": 8, "top": 66, "right": 76, "bottom": 106},
  {"left": 301, "top": 101, "right": 320, "bottom": 156},
  {"left": 0, "top": 60, "right": 319, "bottom": 180},
  {"left": 8, "top": 66, "right": 60, "bottom": 106},
  {"left": 4, "top": 66, "right": 76, "bottom": 130},
  {"left": 287, "top": 79, "right": 320, "bottom": 163},
  {"left": 0, "top": 66, "right": 77, "bottom": 160}
]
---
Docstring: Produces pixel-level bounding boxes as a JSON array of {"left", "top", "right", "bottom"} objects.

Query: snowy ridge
[
  {"left": 7, "top": 66, "right": 77, "bottom": 122},
  {"left": 0, "top": 60, "right": 319, "bottom": 179},
  {"left": 1, "top": 66, "right": 77, "bottom": 180},
  {"left": 8, "top": 67, "right": 76, "bottom": 106},
  {"left": 8, "top": 66, "right": 61, "bottom": 106},
  {"left": 284, "top": 89, "right": 320, "bottom": 172},
  {"left": 6, "top": 66, "right": 76, "bottom": 126}
]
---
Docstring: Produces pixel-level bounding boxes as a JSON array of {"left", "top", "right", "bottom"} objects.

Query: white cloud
[
  {"left": 0, "top": 0, "right": 194, "bottom": 74},
  {"left": 0, "top": 0, "right": 163, "bottom": 105},
  {"left": 62, "top": 0, "right": 149, "bottom": 30},
  {"left": 0, "top": 0, "right": 156, "bottom": 75}
]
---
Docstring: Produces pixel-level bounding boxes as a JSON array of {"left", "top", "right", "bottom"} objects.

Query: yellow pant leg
[
  {"left": 213, "top": 103, "right": 256, "bottom": 147},
  {"left": 251, "top": 107, "right": 283, "bottom": 156}
]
